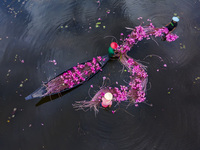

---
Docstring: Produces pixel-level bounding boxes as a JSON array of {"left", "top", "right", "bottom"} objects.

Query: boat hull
[{"left": 25, "top": 54, "right": 110, "bottom": 100}]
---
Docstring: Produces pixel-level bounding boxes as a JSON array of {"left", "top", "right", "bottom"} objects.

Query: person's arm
[
  {"left": 169, "top": 27, "right": 176, "bottom": 33},
  {"left": 165, "top": 22, "right": 171, "bottom": 27}
]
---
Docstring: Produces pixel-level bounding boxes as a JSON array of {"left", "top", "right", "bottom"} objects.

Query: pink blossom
[
  {"left": 64, "top": 80, "right": 68, "bottom": 84},
  {"left": 97, "top": 56, "right": 102, "bottom": 61},
  {"left": 112, "top": 110, "right": 115, "bottom": 114}
]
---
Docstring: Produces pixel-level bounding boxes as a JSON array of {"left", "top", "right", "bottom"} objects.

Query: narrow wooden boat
[{"left": 25, "top": 54, "right": 110, "bottom": 100}]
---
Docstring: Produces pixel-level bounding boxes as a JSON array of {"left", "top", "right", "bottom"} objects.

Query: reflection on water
[{"left": 0, "top": 0, "right": 200, "bottom": 150}]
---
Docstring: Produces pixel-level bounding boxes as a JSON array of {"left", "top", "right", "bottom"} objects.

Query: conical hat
[
  {"left": 104, "top": 92, "right": 113, "bottom": 101},
  {"left": 172, "top": 16, "right": 179, "bottom": 22}
]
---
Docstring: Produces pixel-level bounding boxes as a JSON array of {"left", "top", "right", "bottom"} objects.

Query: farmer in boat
[
  {"left": 162, "top": 16, "right": 179, "bottom": 41},
  {"left": 108, "top": 42, "right": 119, "bottom": 57},
  {"left": 101, "top": 92, "right": 113, "bottom": 109}
]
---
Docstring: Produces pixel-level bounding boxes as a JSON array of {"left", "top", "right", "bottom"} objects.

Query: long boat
[{"left": 25, "top": 54, "right": 110, "bottom": 100}]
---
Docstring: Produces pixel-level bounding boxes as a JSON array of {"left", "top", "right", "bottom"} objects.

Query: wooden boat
[{"left": 25, "top": 54, "right": 110, "bottom": 100}]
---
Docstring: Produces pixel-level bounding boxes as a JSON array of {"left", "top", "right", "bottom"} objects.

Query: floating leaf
[{"left": 96, "top": 22, "right": 101, "bottom": 25}]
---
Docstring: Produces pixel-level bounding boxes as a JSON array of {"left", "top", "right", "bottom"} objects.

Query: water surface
[{"left": 0, "top": 0, "right": 200, "bottom": 150}]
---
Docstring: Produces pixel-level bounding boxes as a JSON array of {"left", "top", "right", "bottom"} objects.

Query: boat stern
[{"left": 98, "top": 54, "right": 110, "bottom": 66}]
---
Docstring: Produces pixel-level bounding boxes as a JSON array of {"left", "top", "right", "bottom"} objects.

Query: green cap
[{"left": 108, "top": 46, "right": 114, "bottom": 57}]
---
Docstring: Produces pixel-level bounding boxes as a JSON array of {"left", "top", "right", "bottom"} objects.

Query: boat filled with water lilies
[{"left": 25, "top": 54, "right": 110, "bottom": 100}]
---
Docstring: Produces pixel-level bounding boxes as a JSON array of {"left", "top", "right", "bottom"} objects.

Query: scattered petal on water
[{"left": 106, "top": 10, "right": 110, "bottom": 14}]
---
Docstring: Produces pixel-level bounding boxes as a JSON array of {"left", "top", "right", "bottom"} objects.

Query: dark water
[{"left": 0, "top": 0, "right": 200, "bottom": 150}]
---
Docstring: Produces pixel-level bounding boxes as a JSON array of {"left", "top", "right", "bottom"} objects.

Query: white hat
[
  {"left": 104, "top": 92, "right": 113, "bottom": 101},
  {"left": 172, "top": 16, "right": 179, "bottom": 22}
]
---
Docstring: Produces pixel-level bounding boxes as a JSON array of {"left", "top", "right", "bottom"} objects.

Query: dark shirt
[{"left": 166, "top": 20, "right": 178, "bottom": 31}]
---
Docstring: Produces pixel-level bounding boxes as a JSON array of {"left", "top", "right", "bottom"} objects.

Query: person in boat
[
  {"left": 162, "top": 16, "right": 179, "bottom": 41},
  {"left": 101, "top": 92, "right": 113, "bottom": 109},
  {"left": 165, "top": 16, "right": 179, "bottom": 33},
  {"left": 108, "top": 42, "right": 119, "bottom": 57}
]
